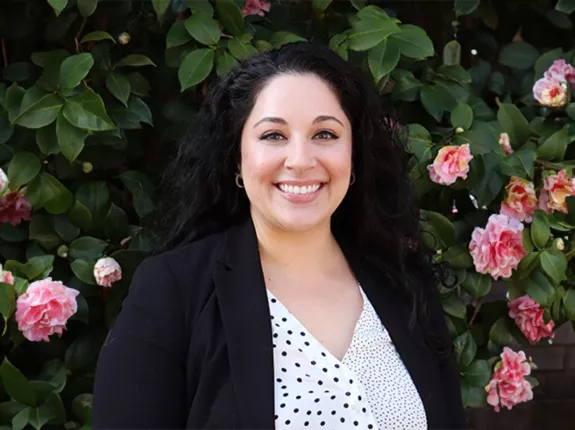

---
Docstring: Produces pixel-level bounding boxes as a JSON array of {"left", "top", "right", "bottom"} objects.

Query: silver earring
[
  {"left": 350, "top": 171, "right": 356, "bottom": 186},
  {"left": 235, "top": 173, "right": 244, "bottom": 188}
]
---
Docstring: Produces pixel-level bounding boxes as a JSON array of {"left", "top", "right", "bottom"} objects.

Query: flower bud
[
  {"left": 455, "top": 127, "right": 464, "bottom": 134},
  {"left": 82, "top": 162, "right": 93, "bottom": 174},
  {"left": 554, "top": 237, "right": 565, "bottom": 251},
  {"left": 118, "top": 32, "right": 130, "bottom": 45},
  {"left": 57, "top": 245, "right": 68, "bottom": 258}
]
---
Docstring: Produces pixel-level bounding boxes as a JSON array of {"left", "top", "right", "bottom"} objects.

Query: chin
[{"left": 274, "top": 214, "right": 329, "bottom": 233}]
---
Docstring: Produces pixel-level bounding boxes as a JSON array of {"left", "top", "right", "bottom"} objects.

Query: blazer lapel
[
  {"left": 349, "top": 262, "right": 448, "bottom": 429},
  {"left": 213, "top": 220, "right": 275, "bottom": 430}
]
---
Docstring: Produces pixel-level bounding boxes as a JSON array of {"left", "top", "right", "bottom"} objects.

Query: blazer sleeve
[
  {"left": 428, "top": 285, "right": 469, "bottom": 429},
  {"left": 92, "top": 255, "right": 187, "bottom": 429}
]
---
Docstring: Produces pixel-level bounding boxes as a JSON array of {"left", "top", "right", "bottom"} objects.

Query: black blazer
[{"left": 93, "top": 219, "right": 468, "bottom": 429}]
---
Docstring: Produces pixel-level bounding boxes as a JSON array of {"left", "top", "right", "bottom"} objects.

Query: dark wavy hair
[{"left": 148, "top": 42, "right": 450, "bottom": 357}]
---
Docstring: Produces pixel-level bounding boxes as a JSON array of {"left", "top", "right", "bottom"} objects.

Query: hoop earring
[
  {"left": 235, "top": 173, "right": 244, "bottom": 188},
  {"left": 350, "top": 171, "right": 356, "bottom": 186}
]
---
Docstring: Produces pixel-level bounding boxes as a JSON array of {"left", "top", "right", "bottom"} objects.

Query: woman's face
[{"left": 240, "top": 73, "right": 353, "bottom": 234}]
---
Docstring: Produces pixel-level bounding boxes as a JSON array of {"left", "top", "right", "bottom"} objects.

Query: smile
[{"left": 276, "top": 183, "right": 323, "bottom": 195}]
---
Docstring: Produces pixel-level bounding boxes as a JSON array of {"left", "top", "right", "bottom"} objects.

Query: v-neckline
[{"left": 266, "top": 287, "right": 366, "bottom": 364}]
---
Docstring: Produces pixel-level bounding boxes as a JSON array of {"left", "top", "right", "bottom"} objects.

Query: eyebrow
[{"left": 253, "top": 115, "right": 344, "bottom": 128}]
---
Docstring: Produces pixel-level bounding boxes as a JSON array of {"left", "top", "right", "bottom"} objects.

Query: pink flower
[
  {"left": 93, "top": 257, "right": 122, "bottom": 288},
  {"left": 485, "top": 347, "right": 534, "bottom": 412},
  {"left": 469, "top": 214, "right": 527, "bottom": 280},
  {"left": 15, "top": 278, "right": 79, "bottom": 342},
  {"left": 533, "top": 78, "right": 568, "bottom": 107},
  {"left": 0, "top": 264, "right": 14, "bottom": 285},
  {"left": 0, "top": 191, "right": 32, "bottom": 226},
  {"left": 0, "top": 169, "right": 8, "bottom": 197},
  {"left": 499, "top": 133, "right": 513, "bottom": 155},
  {"left": 544, "top": 59, "right": 575, "bottom": 88},
  {"left": 500, "top": 177, "right": 538, "bottom": 223},
  {"left": 242, "top": 0, "right": 271, "bottom": 17},
  {"left": 508, "top": 295, "right": 555, "bottom": 344},
  {"left": 427, "top": 144, "right": 473, "bottom": 186},
  {"left": 538, "top": 170, "right": 575, "bottom": 214}
]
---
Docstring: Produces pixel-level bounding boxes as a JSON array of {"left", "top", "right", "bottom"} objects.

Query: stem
[
  {"left": 75, "top": 18, "right": 87, "bottom": 53},
  {"left": 1, "top": 38, "right": 7, "bottom": 68},
  {"left": 536, "top": 159, "right": 563, "bottom": 170},
  {"left": 468, "top": 298, "right": 483, "bottom": 327}
]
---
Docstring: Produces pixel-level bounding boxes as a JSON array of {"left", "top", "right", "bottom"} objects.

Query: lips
[{"left": 276, "top": 183, "right": 322, "bottom": 195}]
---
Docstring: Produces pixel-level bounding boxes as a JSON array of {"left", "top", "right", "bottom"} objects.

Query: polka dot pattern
[{"left": 267, "top": 287, "right": 427, "bottom": 430}]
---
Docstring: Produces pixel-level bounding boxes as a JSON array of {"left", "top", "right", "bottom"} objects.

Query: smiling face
[{"left": 240, "top": 73, "right": 353, "bottom": 234}]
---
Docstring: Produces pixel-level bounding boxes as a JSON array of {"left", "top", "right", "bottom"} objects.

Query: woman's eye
[
  {"left": 315, "top": 130, "right": 338, "bottom": 140},
  {"left": 261, "top": 132, "right": 285, "bottom": 141}
]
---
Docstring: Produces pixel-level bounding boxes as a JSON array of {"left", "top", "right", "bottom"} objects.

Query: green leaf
[
  {"left": 531, "top": 210, "right": 551, "bottom": 249},
  {"left": 44, "top": 392, "right": 65, "bottom": 425},
  {"left": 461, "top": 272, "right": 492, "bottom": 299},
  {"left": 388, "top": 24, "right": 434, "bottom": 58},
  {"left": 166, "top": 20, "right": 193, "bottom": 49},
  {"left": 53, "top": 214, "right": 80, "bottom": 242},
  {"left": 228, "top": 38, "right": 259, "bottom": 61},
  {"left": 48, "top": 0, "right": 68, "bottom": 16},
  {"left": 152, "top": 0, "right": 170, "bottom": 20},
  {"left": 269, "top": 31, "right": 307, "bottom": 49},
  {"left": 443, "top": 40, "right": 462, "bottom": 66},
  {"left": 436, "top": 65, "right": 472, "bottom": 84},
  {"left": 127, "top": 97, "right": 153, "bottom": 126},
  {"left": 489, "top": 317, "right": 525, "bottom": 345},
  {"left": 119, "top": 170, "right": 156, "bottom": 217},
  {"left": 556, "top": 0, "right": 575, "bottom": 14},
  {"left": 77, "top": 0, "right": 98, "bottom": 17},
  {"left": 421, "top": 210, "right": 456, "bottom": 248},
  {"left": 65, "top": 333, "right": 100, "bottom": 371},
  {"left": 312, "top": 0, "right": 333, "bottom": 13},
  {"left": 7, "top": 152, "right": 41, "bottom": 188},
  {"left": 106, "top": 73, "right": 131, "bottom": 106},
  {"left": 500, "top": 149, "right": 536, "bottom": 180},
  {"left": 455, "top": 0, "right": 480, "bottom": 16},
  {"left": 105, "top": 203, "right": 129, "bottom": 243},
  {"left": 12, "top": 407, "right": 30, "bottom": 430},
  {"left": 523, "top": 273, "right": 555, "bottom": 307},
  {"left": 69, "top": 200, "right": 92, "bottom": 231},
  {"left": 178, "top": 49, "right": 215, "bottom": 91},
  {"left": 70, "top": 260, "right": 96, "bottom": 285},
  {"left": 564, "top": 288, "right": 575, "bottom": 320},
  {"left": 0, "top": 282, "right": 16, "bottom": 326},
  {"left": 76, "top": 181, "right": 110, "bottom": 224},
  {"left": 216, "top": 51, "right": 239, "bottom": 77},
  {"left": 5, "top": 84, "right": 25, "bottom": 123},
  {"left": 72, "top": 393, "right": 93, "bottom": 423},
  {"left": 81, "top": 31, "right": 115, "bottom": 43},
  {"left": 127, "top": 72, "right": 151, "bottom": 97},
  {"left": 36, "top": 123, "right": 60, "bottom": 155},
  {"left": 462, "top": 359, "right": 490, "bottom": 387},
  {"left": 454, "top": 331, "right": 477, "bottom": 370},
  {"left": 461, "top": 382, "right": 487, "bottom": 408},
  {"left": 12, "top": 94, "right": 63, "bottom": 129},
  {"left": 215, "top": 0, "right": 244, "bottom": 36},
  {"left": 441, "top": 244, "right": 474, "bottom": 269},
  {"left": 537, "top": 127, "right": 569, "bottom": 161},
  {"left": 21, "top": 255, "right": 54, "bottom": 280},
  {"left": 63, "top": 88, "right": 116, "bottom": 131},
  {"left": 497, "top": 103, "right": 533, "bottom": 147},
  {"left": 185, "top": 13, "right": 221, "bottom": 46},
  {"left": 368, "top": 39, "right": 400, "bottom": 83},
  {"left": 29, "top": 173, "right": 74, "bottom": 214},
  {"left": 56, "top": 114, "right": 87, "bottom": 162},
  {"left": 69, "top": 237, "right": 108, "bottom": 260},
  {"left": 420, "top": 84, "right": 454, "bottom": 122},
  {"left": 115, "top": 55, "right": 156, "bottom": 68},
  {"left": 348, "top": 16, "right": 401, "bottom": 51},
  {"left": 59, "top": 53, "right": 94, "bottom": 92},
  {"left": 499, "top": 42, "right": 540, "bottom": 70},
  {"left": 29, "top": 215, "right": 61, "bottom": 249},
  {"left": 540, "top": 251, "right": 567, "bottom": 285},
  {"left": 450, "top": 103, "right": 474, "bottom": 130},
  {"left": 442, "top": 294, "right": 466, "bottom": 319},
  {"left": 0, "top": 359, "right": 36, "bottom": 406}
]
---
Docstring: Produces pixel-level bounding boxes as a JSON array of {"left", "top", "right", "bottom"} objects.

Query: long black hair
[{"left": 147, "top": 42, "right": 451, "bottom": 358}]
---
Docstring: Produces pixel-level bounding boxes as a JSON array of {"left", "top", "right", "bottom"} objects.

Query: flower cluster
[
  {"left": 0, "top": 168, "right": 32, "bottom": 227},
  {"left": 427, "top": 144, "right": 473, "bottom": 186},
  {"left": 508, "top": 295, "right": 555, "bottom": 344},
  {"left": 485, "top": 347, "right": 534, "bottom": 412},
  {"left": 94, "top": 257, "right": 122, "bottom": 288},
  {"left": 533, "top": 59, "right": 575, "bottom": 107},
  {"left": 242, "top": 0, "right": 271, "bottom": 17}
]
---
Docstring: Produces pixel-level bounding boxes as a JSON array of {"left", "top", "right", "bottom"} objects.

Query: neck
[{"left": 252, "top": 216, "right": 339, "bottom": 272}]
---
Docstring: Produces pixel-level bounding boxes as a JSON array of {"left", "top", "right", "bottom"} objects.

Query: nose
[{"left": 284, "top": 136, "right": 317, "bottom": 173}]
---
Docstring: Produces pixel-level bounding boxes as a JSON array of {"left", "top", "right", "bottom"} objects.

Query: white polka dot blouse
[{"left": 267, "top": 287, "right": 427, "bottom": 430}]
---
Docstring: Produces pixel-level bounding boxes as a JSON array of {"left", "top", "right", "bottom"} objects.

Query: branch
[
  {"left": 1, "top": 38, "right": 7, "bottom": 68},
  {"left": 468, "top": 298, "right": 483, "bottom": 327},
  {"left": 75, "top": 18, "right": 87, "bottom": 53}
]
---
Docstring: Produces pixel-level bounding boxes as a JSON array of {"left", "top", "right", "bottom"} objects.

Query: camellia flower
[
  {"left": 0, "top": 190, "right": 32, "bottom": 226},
  {"left": 538, "top": 169, "right": 575, "bottom": 214},
  {"left": 427, "top": 144, "right": 473, "bottom": 186},
  {"left": 469, "top": 214, "right": 527, "bottom": 280},
  {"left": 508, "top": 295, "right": 555, "bottom": 344},
  {"left": 0, "top": 168, "right": 8, "bottom": 196},
  {"left": 94, "top": 257, "right": 122, "bottom": 288},
  {"left": 544, "top": 59, "right": 575, "bottom": 88},
  {"left": 242, "top": 0, "right": 271, "bottom": 17},
  {"left": 485, "top": 347, "right": 534, "bottom": 412},
  {"left": 499, "top": 133, "right": 513, "bottom": 155},
  {"left": 533, "top": 77, "right": 568, "bottom": 107},
  {"left": 0, "top": 263, "right": 14, "bottom": 285},
  {"left": 500, "top": 177, "right": 538, "bottom": 222},
  {"left": 15, "top": 278, "right": 79, "bottom": 342}
]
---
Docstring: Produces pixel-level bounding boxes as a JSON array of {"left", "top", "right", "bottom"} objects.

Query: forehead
[{"left": 246, "top": 73, "right": 350, "bottom": 126}]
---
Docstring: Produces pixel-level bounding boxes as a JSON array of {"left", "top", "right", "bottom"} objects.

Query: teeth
[{"left": 278, "top": 184, "right": 321, "bottom": 194}]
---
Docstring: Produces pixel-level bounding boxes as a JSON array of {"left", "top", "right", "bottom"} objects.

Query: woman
[{"left": 93, "top": 42, "right": 467, "bottom": 430}]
